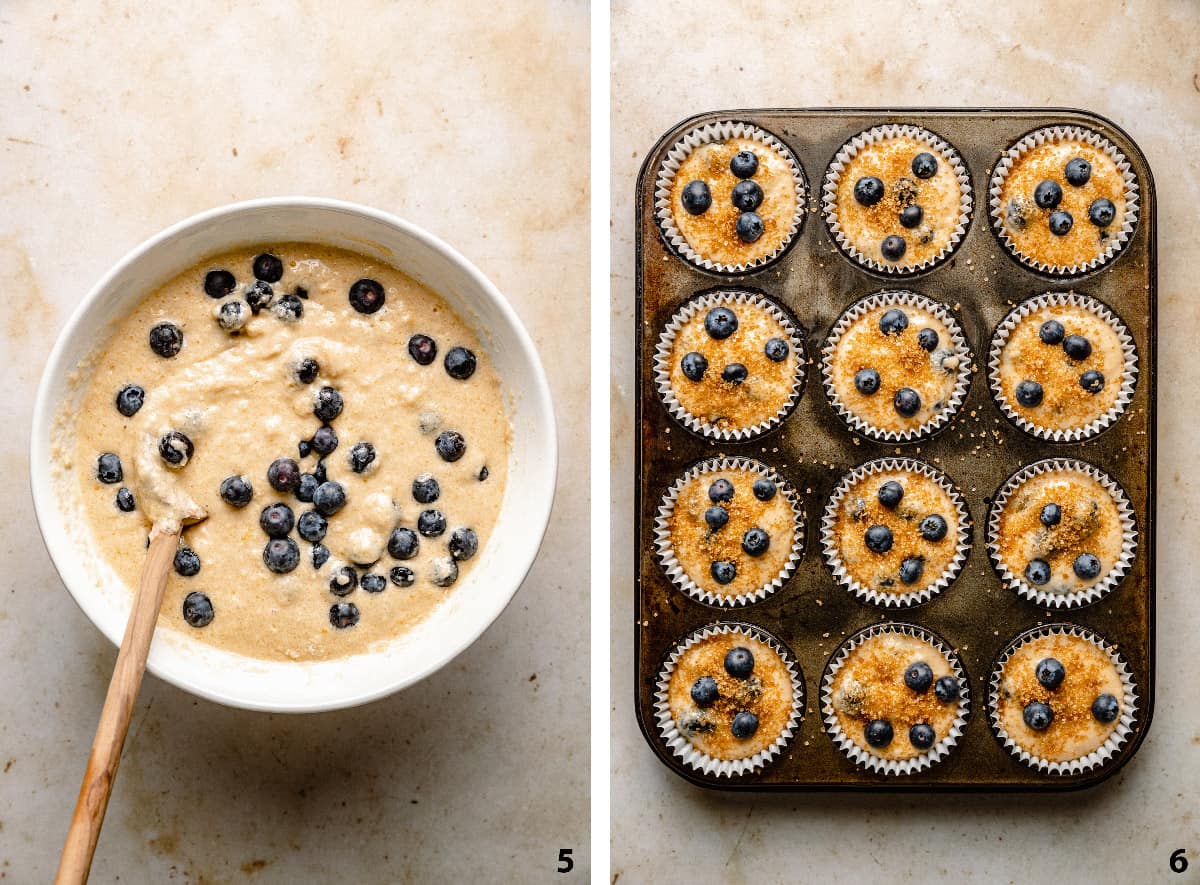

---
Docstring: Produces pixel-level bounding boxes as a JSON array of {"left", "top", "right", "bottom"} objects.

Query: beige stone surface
[
  {"left": 0, "top": 1, "right": 588, "bottom": 881},
  {"left": 611, "top": 1, "right": 1200, "bottom": 881}
]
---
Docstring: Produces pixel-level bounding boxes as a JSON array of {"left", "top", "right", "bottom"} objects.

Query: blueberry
[
  {"left": 436, "top": 430, "right": 466, "bottom": 462},
  {"left": 904, "top": 660, "right": 934, "bottom": 692},
  {"left": 704, "top": 506, "right": 729, "bottom": 531},
  {"left": 204, "top": 269, "right": 237, "bottom": 298},
  {"left": 879, "top": 308, "right": 909, "bottom": 335},
  {"left": 864, "top": 524, "right": 893, "bottom": 554},
  {"left": 1039, "top": 320, "right": 1066, "bottom": 345},
  {"left": 690, "top": 676, "right": 719, "bottom": 708},
  {"left": 1063, "top": 334, "right": 1092, "bottom": 361},
  {"left": 297, "top": 509, "right": 328, "bottom": 542},
  {"left": 899, "top": 557, "right": 925, "bottom": 584},
  {"left": 1088, "top": 198, "right": 1116, "bottom": 227},
  {"left": 158, "top": 431, "right": 194, "bottom": 468},
  {"left": 893, "top": 387, "right": 921, "bottom": 417},
  {"left": 388, "top": 527, "right": 419, "bottom": 559},
  {"left": 1040, "top": 503, "right": 1062, "bottom": 526},
  {"left": 680, "top": 351, "right": 708, "bottom": 382},
  {"left": 310, "top": 425, "right": 339, "bottom": 456},
  {"left": 219, "top": 475, "right": 253, "bottom": 507},
  {"left": 263, "top": 538, "right": 300, "bottom": 573},
  {"left": 268, "top": 458, "right": 300, "bottom": 493},
  {"left": 911, "top": 152, "right": 938, "bottom": 179},
  {"left": 329, "top": 602, "right": 359, "bottom": 628},
  {"left": 295, "top": 358, "right": 319, "bottom": 384},
  {"left": 704, "top": 307, "right": 738, "bottom": 340},
  {"left": 708, "top": 479, "right": 734, "bottom": 503},
  {"left": 349, "top": 278, "right": 385, "bottom": 314},
  {"left": 741, "top": 527, "right": 770, "bottom": 557},
  {"left": 115, "top": 384, "right": 145, "bottom": 417},
  {"left": 312, "top": 544, "right": 330, "bottom": 569},
  {"left": 252, "top": 253, "right": 284, "bottom": 283},
  {"left": 349, "top": 441, "right": 376, "bottom": 473},
  {"left": 1074, "top": 552, "right": 1102, "bottom": 580},
  {"left": 877, "top": 480, "right": 904, "bottom": 509},
  {"left": 1036, "top": 657, "right": 1066, "bottom": 690},
  {"left": 418, "top": 509, "right": 447, "bottom": 537},
  {"left": 329, "top": 566, "right": 358, "bottom": 596},
  {"left": 1025, "top": 559, "right": 1051, "bottom": 586},
  {"left": 934, "top": 675, "right": 961, "bottom": 702},
  {"left": 1048, "top": 210, "right": 1073, "bottom": 236},
  {"left": 293, "top": 286, "right": 309, "bottom": 300},
  {"left": 681, "top": 180, "right": 711, "bottom": 215},
  {"left": 389, "top": 565, "right": 415, "bottom": 587},
  {"left": 312, "top": 481, "right": 346, "bottom": 516},
  {"left": 478, "top": 466, "right": 490, "bottom": 482},
  {"left": 182, "top": 591, "right": 214, "bottom": 628},
  {"left": 431, "top": 556, "right": 459, "bottom": 587},
  {"left": 314, "top": 386, "right": 343, "bottom": 422},
  {"left": 173, "top": 546, "right": 200, "bottom": 577},
  {"left": 273, "top": 294, "right": 303, "bottom": 321},
  {"left": 214, "top": 299, "right": 247, "bottom": 333},
  {"left": 1015, "top": 380, "right": 1044, "bottom": 408},
  {"left": 259, "top": 503, "right": 295, "bottom": 538},
  {"left": 920, "top": 514, "right": 948, "bottom": 542},
  {"left": 1023, "top": 701, "right": 1054, "bottom": 731},
  {"left": 752, "top": 478, "right": 776, "bottom": 501},
  {"left": 361, "top": 573, "right": 387, "bottom": 594},
  {"left": 449, "top": 527, "right": 479, "bottom": 561},
  {"left": 735, "top": 212, "right": 764, "bottom": 243},
  {"left": 880, "top": 235, "right": 907, "bottom": 262},
  {"left": 916, "top": 328, "right": 939, "bottom": 351},
  {"left": 729, "top": 150, "right": 758, "bottom": 179},
  {"left": 730, "top": 712, "right": 759, "bottom": 739},
  {"left": 710, "top": 560, "right": 737, "bottom": 585},
  {"left": 764, "top": 338, "right": 789, "bottom": 362},
  {"left": 244, "top": 280, "right": 274, "bottom": 314},
  {"left": 116, "top": 487, "right": 135, "bottom": 512},
  {"left": 148, "top": 321, "right": 183, "bottom": 358},
  {"left": 724, "top": 646, "right": 754, "bottom": 678},
  {"left": 444, "top": 346, "right": 477, "bottom": 380},
  {"left": 1080, "top": 370, "right": 1105, "bottom": 393},
  {"left": 899, "top": 205, "right": 924, "bottom": 229},
  {"left": 909, "top": 723, "right": 936, "bottom": 749},
  {"left": 721, "top": 363, "right": 748, "bottom": 384},
  {"left": 412, "top": 473, "right": 440, "bottom": 503},
  {"left": 853, "top": 176, "right": 885, "bottom": 206},
  {"left": 297, "top": 439, "right": 312, "bottom": 458},
  {"left": 408, "top": 334, "right": 438, "bottom": 365},
  {"left": 1092, "top": 693, "right": 1120, "bottom": 723},
  {"left": 865, "top": 719, "right": 894, "bottom": 748},
  {"left": 1065, "top": 157, "right": 1092, "bottom": 186},
  {"left": 97, "top": 453, "right": 123, "bottom": 484},
  {"left": 731, "top": 180, "right": 763, "bottom": 211},
  {"left": 854, "top": 368, "right": 881, "bottom": 395},
  {"left": 1034, "top": 180, "right": 1063, "bottom": 209}
]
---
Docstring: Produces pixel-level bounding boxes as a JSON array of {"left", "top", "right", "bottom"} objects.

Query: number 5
[{"left": 557, "top": 848, "right": 574, "bottom": 873}]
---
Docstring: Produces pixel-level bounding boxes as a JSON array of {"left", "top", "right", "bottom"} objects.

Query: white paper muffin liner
[
  {"left": 655, "top": 456, "right": 804, "bottom": 608},
  {"left": 987, "top": 458, "right": 1137, "bottom": 609},
  {"left": 653, "top": 120, "right": 808, "bottom": 275},
  {"left": 821, "top": 622, "right": 970, "bottom": 775},
  {"left": 988, "top": 292, "right": 1138, "bottom": 442},
  {"left": 821, "top": 457, "right": 970, "bottom": 608},
  {"left": 654, "top": 289, "right": 806, "bottom": 442},
  {"left": 820, "top": 290, "right": 972, "bottom": 443},
  {"left": 989, "top": 125, "right": 1140, "bottom": 276},
  {"left": 988, "top": 623, "right": 1138, "bottom": 775},
  {"left": 655, "top": 622, "right": 804, "bottom": 777},
  {"left": 821, "top": 124, "right": 973, "bottom": 276}
]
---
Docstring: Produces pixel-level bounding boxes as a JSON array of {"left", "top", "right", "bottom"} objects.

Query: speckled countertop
[
  {"left": 0, "top": 2, "right": 588, "bottom": 881},
  {"left": 611, "top": 1, "right": 1200, "bottom": 881}
]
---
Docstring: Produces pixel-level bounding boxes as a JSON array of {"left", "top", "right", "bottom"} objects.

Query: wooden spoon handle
[{"left": 55, "top": 529, "right": 178, "bottom": 884}]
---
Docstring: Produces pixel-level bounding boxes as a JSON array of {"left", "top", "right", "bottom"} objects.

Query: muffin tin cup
[
  {"left": 821, "top": 457, "right": 971, "bottom": 608},
  {"left": 987, "top": 458, "right": 1137, "bottom": 609},
  {"left": 654, "top": 621, "right": 805, "bottom": 777},
  {"left": 987, "top": 623, "right": 1138, "bottom": 776},
  {"left": 989, "top": 125, "right": 1140, "bottom": 277},
  {"left": 821, "top": 622, "right": 971, "bottom": 775},
  {"left": 654, "top": 289, "right": 806, "bottom": 442},
  {"left": 820, "top": 289, "right": 973, "bottom": 444},
  {"left": 822, "top": 124, "right": 973, "bottom": 276},
  {"left": 655, "top": 456, "right": 804, "bottom": 608},
  {"left": 988, "top": 291, "right": 1138, "bottom": 443},
  {"left": 653, "top": 120, "right": 808, "bottom": 275}
]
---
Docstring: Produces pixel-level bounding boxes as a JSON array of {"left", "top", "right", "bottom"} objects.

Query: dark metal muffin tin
[{"left": 634, "top": 109, "right": 1156, "bottom": 791}]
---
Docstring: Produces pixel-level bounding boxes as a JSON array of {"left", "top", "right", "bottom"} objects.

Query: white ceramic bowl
[{"left": 30, "top": 197, "right": 557, "bottom": 712}]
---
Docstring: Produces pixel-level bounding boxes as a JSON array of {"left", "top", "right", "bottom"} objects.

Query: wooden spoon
[{"left": 54, "top": 528, "right": 181, "bottom": 884}]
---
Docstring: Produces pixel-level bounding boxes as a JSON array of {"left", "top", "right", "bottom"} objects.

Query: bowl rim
[{"left": 29, "top": 195, "right": 558, "bottom": 713}]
